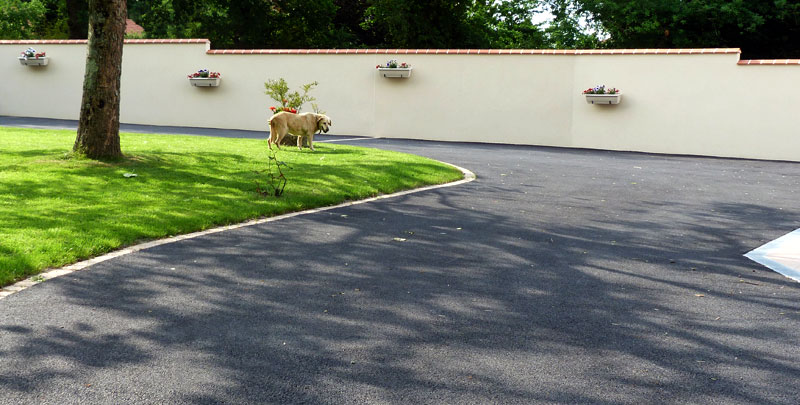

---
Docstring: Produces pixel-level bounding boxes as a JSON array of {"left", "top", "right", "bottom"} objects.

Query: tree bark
[{"left": 73, "top": 0, "right": 127, "bottom": 159}]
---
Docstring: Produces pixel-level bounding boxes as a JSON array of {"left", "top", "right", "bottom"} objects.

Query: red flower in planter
[
  {"left": 187, "top": 69, "right": 221, "bottom": 79},
  {"left": 269, "top": 106, "right": 299, "bottom": 114},
  {"left": 582, "top": 85, "right": 618, "bottom": 95}
]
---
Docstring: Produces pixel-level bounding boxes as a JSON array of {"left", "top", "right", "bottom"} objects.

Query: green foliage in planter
[{"left": 264, "top": 78, "right": 319, "bottom": 113}]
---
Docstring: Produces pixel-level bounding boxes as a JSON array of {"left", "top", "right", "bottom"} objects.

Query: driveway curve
[{"left": 2, "top": 124, "right": 800, "bottom": 404}]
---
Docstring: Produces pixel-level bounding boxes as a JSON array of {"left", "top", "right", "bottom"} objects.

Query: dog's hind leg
[
  {"left": 267, "top": 125, "right": 273, "bottom": 149},
  {"left": 273, "top": 130, "right": 286, "bottom": 150},
  {"left": 267, "top": 122, "right": 279, "bottom": 150}
]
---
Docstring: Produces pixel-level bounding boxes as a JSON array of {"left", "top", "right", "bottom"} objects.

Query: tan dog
[{"left": 268, "top": 112, "right": 332, "bottom": 151}]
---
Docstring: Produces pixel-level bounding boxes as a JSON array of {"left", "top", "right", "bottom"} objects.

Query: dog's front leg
[{"left": 308, "top": 133, "right": 315, "bottom": 151}]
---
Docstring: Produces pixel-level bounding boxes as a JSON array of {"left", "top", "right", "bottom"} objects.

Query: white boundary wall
[{"left": 2, "top": 40, "right": 799, "bottom": 161}]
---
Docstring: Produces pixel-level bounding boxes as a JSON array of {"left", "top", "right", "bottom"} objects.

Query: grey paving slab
[{"left": 1, "top": 118, "right": 800, "bottom": 404}]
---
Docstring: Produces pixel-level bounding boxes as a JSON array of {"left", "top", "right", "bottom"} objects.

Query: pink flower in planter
[{"left": 187, "top": 69, "right": 221, "bottom": 79}]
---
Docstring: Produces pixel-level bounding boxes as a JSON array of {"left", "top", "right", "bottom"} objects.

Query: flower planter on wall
[
  {"left": 377, "top": 67, "right": 412, "bottom": 78},
  {"left": 189, "top": 77, "right": 220, "bottom": 87},
  {"left": 19, "top": 57, "right": 49, "bottom": 66},
  {"left": 585, "top": 94, "right": 621, "bottom": 105}
]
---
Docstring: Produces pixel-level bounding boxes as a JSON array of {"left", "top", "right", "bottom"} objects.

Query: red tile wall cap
[
  {"left": 123, "top": 38, "right": 209, "bottom": 44},
  {"left": 0, "top": 39, "right": 87, "bottom": 45},
  {"left": 738, "top": 59, "right": 800, "bottom": 65},
  {"left": 205, "top": 47, "right": 741, "bottom": 55},
  {"left": 1, "top": 40, "right": 746, "bottom": 57},
  {"left": 0, "top": 39, "right": 210, "bottom": 45}
]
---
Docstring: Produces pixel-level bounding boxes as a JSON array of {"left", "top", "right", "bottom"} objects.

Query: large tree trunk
[{"left": 73, "top": 0, "right": 127, "bottom": 159}]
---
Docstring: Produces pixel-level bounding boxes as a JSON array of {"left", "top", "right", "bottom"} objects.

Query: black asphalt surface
[{"left": 2, "top": 117, "right": 800, "bottom": 404}]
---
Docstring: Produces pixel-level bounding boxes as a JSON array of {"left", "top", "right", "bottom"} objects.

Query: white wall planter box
[
  {"left": 19, "top": 57, "right": 49, "bottom": 66},
  {"left": 585, "top": 94, "right": 621, "bottom": 105},
  {"left": 189, "top": 77, "right": 220, "bottom": 87},
  {"left": 378, "top": 67, "right": 412, "bottom": 78}
]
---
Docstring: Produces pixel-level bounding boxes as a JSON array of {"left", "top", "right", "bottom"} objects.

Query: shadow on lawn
[
  {"left": 0, "top": 148, "right": 458, "bottom": 285},
  {"left": 1, "top": 143, "right": 799, "bottom": 403}
]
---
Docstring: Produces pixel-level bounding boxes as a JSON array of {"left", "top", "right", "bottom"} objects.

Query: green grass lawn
[{"left": 0, "top": 127, "right": 463, "bottom": 287}]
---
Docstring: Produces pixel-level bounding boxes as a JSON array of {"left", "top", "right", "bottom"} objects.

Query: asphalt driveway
[{"left": 1, "top": 119, "right": 799, "bottom": 404}]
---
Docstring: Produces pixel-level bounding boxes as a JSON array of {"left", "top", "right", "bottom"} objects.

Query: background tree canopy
[
  {"left": 1, "top": 0, "right": 797, "bottom": 58},
  {"left": 571, "top": 0, "right": 800, "bottom": 59}
]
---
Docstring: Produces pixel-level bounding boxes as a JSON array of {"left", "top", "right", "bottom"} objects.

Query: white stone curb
[{"left": 0, "top": 163, "right": 476, "bottom": 300}]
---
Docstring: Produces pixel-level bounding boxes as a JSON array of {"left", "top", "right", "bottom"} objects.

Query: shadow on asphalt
[
  {"left": 2, "top": 190, "right": 798, "bottom": 403},
  {"left": 1, "top": 129, "right": 800, "bottom": 403}
]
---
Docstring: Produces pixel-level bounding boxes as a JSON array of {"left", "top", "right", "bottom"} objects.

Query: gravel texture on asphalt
[{"left": 1, "top": 118, "right": 799, "bottom": 404}]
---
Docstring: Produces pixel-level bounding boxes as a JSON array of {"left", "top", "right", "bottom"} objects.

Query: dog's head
[{"left": 316, "top": 114, "right": 332, "bottom": 133}]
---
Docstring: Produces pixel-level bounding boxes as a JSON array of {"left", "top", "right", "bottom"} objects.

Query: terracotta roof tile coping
[
  {"left": 0, "top": 39, "right": 210, "bottom": 45},
  {"left": 5, "top": 41, "right": 796, "bottom": 64},
  {"left": 0, "top": 41, "right": 743, "bottom": 56},
  {"left": 738, "top": 59, "right": 800, "bottom": 65},
  {"left": 204, "top": 48, "right": 742, "bottom": 55}
]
